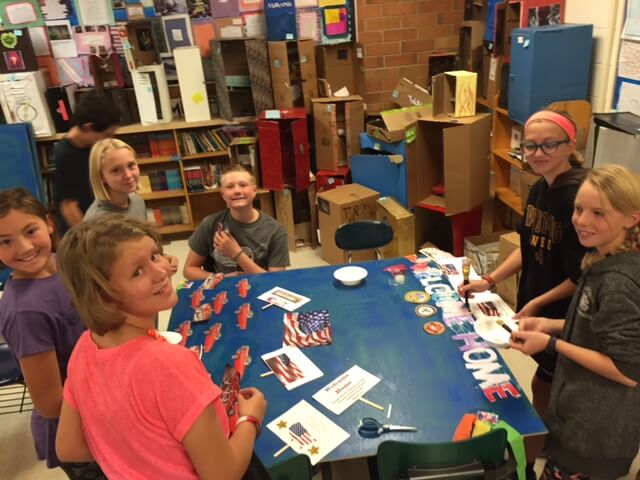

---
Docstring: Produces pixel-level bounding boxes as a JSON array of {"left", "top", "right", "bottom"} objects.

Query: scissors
[{"left": 357, "top": 417, "right": 418, "bottom": 438}]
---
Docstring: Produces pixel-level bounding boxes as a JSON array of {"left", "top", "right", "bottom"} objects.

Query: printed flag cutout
[{"left": 283, "top": 310, "right": 332, "bottom": 347}]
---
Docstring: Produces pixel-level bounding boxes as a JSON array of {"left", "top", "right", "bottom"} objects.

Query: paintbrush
[
  {"left": 462, "top": 258, "right": 471, "bottom": 308},
  {"left": 496, "top": 319, "right": 513, "bottom": 334}
]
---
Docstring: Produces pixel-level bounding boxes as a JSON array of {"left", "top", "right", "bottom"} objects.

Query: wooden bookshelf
[{"left": 35, "top": 118, "right": 259, "bottom": 236}]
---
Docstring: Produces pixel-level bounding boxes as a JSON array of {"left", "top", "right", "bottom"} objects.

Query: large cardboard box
[
  {"left": 229, "top": 137, "right": 260, "bottom": 186},
  {"left": 414, "top": 113, "right": 492, "bottom": 215},
  {"left": 376, "top": 197, "right": 415, "bottom": 258},
  {"left": 312, "top": 95, "right": 364, "bottom": 171},
  {"left": 432, "top": 70, "right": 477, "bottom": 118},
  {"left": 315, "top": 167, "right": 351, "bottom": 192},
  {"left": 365, "top": 105, "right": 431, "bottom": 143},
  {"left": 390, "top": 77, "right": 432, "bottom": 108},
  {"left": 458, "top": 20, "right": 484, "bottom": 73},
  {"left": 317, "top": 184, "right": 379, "bottom": 264},
  {"left": 496, "top": 231, "right": 520, "bottom": 309},
  {"left": 268, "top": 40, "right": 317, "bottom": 113},
  {"left": 315, "top": 43, "right": 364, "bottom": 96}
]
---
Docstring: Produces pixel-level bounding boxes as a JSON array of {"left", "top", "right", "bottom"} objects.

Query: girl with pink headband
[{"left": 459, "top": 108, "right": 588, "bottom": 478}]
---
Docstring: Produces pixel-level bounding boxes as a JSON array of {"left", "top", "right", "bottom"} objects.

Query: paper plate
[
  {"left": 158, "top": 331, "right": 183, "bottom": 345},
  {"left": 473, "top": 318, "right": 518, "bottom": 349},
  {"left": 333, "top": 266, "right": 368, "bottom": 286}
]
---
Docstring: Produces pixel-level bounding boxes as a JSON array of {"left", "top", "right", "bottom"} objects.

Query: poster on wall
[
  {"left": 623, "top": 0, "right": 640, "bottom": 40},
  {"left": 0, "top": 0, "right": 44, "bottom": 29}
]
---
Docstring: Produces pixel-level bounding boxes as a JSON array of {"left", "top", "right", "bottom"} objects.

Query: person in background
[
  {"left": 510, "top": 165, "right": 640, "bottom": 479},
  {"left": 84, "top": 139, "right": 179, "bottom": 275},
  {"left": 53, "top": 92, "right": 121, "bottom": 234},
  {"left": 84, "top": 139, "right": 145, "bottom": 221},
  {"left": 55, "top": 215, "right": 266, "bottom": 479},
  {"left": 183, "top": 165, "right": 289, "bottom": 280},
  {"left": 0, "top": 188, "right": 104, "bottom": 479},
  {"left": 458, "top": 109, "right": 589, "bottom": 477}
]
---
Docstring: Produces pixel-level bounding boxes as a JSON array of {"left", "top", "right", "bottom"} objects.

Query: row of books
[
  {"left": 128, "top": 133, "right": 179, "bottom": 159},
  {"left": 145, "top": 204, "right": 189, "bottom": 227},
  {"left": 139, "top": 169, "right": 182, "bottom": 193},
  {"left": 178, "top": 126, "right": 257, "bottom": 157},
  {"left": 184, "top": 163, "right": 223, "bottom": 193}
]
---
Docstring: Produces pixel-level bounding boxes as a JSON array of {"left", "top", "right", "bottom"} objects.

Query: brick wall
[{"left": 356, "top": 0, "right": 465, "bottom": 113}]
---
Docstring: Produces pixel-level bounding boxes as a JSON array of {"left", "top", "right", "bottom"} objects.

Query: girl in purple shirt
[{"left": 0, "top": 188, "right": 103, "bottom": 479}]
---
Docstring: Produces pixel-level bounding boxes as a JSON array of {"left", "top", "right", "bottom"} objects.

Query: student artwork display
[
  {"left": 162, "top": 14, "right": 193, "bottom": 52},
  {"left": 282, "top": 310, "right": 332, "bottom": 347},
  {"left": 267, "top": 400, "right": 349, "bottom": 465},
  {"left": 319, "top": 0, "right": 351, "bottom": 45},
  {"left": 264, "top": 0, "right": 296, "bottom": 41},
  {"left": 154, "top": 0, "right": 188, "bottom": 15},
  {"left": 296, "top": 8, "right": 319, "bottom": 42},
  {"left": 0, "top": 70, "right": 56, "bottom": 137},
  {"left": 73, "top": 25, "right": 112, "bottom": 56},
  {"left": 75, "top": 0, "right": 114, "bottom": 26},
  {"left": 45, "top": 19, "right": 78, "bottom": 58},
  {"left": 0, "top": 29, "right": 38, "bottom": 74},
  {"left": 0, "top": 0, "right": 44, "bottom": 29},
  {"left": 258, "top": 286, "right": 310, "bottom": 311}
]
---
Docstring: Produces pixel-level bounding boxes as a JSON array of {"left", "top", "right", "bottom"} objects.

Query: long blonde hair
[
  {"left": 89, "top": 139, "right": 137, "bottom": 201},
  {"left": 580, "top": 165, "right": 640, "bottom": 269},
  {"left": 57, "top": 215, "right": 162, "bottom": 335}
]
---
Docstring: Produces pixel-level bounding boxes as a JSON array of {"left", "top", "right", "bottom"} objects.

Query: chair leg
[
  {"left": 347, "top": 251, "right": 352, "bottom": 264},
  {"left": 375, "top": 248, "right": 382, "bottom": 260},
  {"left": 19, "top": 384, "right": 26, "bottom": 413}
]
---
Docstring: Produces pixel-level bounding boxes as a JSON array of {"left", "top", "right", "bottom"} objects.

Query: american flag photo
[
  {"left": 289, "top": 422, "right": 315, "bottom": 446},
  {"left": 283, "top": 310, "right": 333, "bottom": 347},
  {"left": 266, "top": 353, "right": 305, "bottom": 384}
]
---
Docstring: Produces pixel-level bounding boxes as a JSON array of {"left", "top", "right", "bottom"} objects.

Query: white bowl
[
  {"left": 473, "top": 318, "right": 518, "bottom": 349},
  {"left": 334, "top": 266, "right": 368, "bottom": 286}
]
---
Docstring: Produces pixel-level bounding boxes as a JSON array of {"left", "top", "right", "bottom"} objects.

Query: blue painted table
[{"left": 168, "top": 258, "right": 546, "bottom": 466}]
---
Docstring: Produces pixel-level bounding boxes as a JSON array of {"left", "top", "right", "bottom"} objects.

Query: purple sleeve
[{"left": 3, "top": 310, "right": 56, "bottom": 359}]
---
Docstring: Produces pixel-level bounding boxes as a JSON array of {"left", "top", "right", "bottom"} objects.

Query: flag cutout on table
[
  {"left": 289, "top": 421, "right": 315, "bottom": 446},
  {"left": 283, "top": 310, "right": 333, "bottom": 347},
  {"left": 268, "top": 353, "right": 304, "bottom": 384}
]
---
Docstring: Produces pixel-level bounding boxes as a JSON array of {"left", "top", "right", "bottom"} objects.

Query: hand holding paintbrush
[{"left": 462, "top": 258, "right": 471, "bottom": 308}]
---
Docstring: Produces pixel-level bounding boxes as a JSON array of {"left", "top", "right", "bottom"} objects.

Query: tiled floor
[{"left": 3, "top": 241, "right": 637, "bottom": 479}]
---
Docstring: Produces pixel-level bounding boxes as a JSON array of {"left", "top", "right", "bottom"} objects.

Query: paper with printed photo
[
  {"left": 313, "top": 365, "right": 381, "bottom": 415},
  {"left": 46, "top": 20, "right": 78, "bottom": 58},
  {"left": 258, "top": 286, "right": 310, "bottom": 312},
  {"left": 261, "top": 346, "right": 323, "bottom": 390},
  {"left": 267, "top": 400, "right": 349, "bottom": 465}
]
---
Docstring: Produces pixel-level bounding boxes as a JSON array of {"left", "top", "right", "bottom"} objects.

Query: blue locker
[
  {"left": 508, "top": 24, "right": 593, "bottom": 124},
  {"left": 351, "top": 133, "right": 409, "bottom": 207},
  {"left": 0, "top": 123, "right": 44, "bottom": 203}
]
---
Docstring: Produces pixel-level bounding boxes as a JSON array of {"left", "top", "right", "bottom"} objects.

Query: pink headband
[{"left": 525, "top": 111, "right": 576, "bottom": 141}]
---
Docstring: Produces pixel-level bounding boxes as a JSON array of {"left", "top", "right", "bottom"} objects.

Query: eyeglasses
[{"left": 520, "top": 140, "right": 570, "bottom": 156}]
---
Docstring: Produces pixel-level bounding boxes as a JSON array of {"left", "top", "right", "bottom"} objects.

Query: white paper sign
[
  {"left": 257, "top": 286, "right": 310, "bottom": 312},
  {"left": 267, "top": 400, "right": 349, "bottom": 465},
  {"left": 45, "top": 20, "right": 78, "bottom": 58},
  {"left": 261, "top": 346, "right": 322, "bottom": 390},
  {"left": 312, "top": 365, "right": 381, "bottom": 415}
]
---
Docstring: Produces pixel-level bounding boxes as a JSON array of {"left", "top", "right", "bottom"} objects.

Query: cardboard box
[
  {"left": 365, "top": 105, "right": 432, "bottom": 143},
  {"left": 390, "top": 77, "right": 432, "bottom": 108},
  {"left": 312, "top": 95, "right": 364, "bottom": 171},
  {"left": 376, "top": 197, "right": 415, "bottom": 258},
  {"left": 463, "top": 231, "right": 505, "bottom": 276},
  {"left": 315, "top": 43, "right": 364, "bottom": 96},
  {"left": 317, "top": 183, "right": 379, "bottom": 264},
  {"left": 458, "top": 20, "right": 484, "bottom": 73},
  {"left": 486, "top": 55, "right": 503, "bottom": 106},
  {"left": 268, "top": 40, "right": 318, "bottom": 113},
  {"left": 414, "top": 113, "right": 491, "bottom": 215},
  {"left": 520, "top": 170, "right": 540, "bottom": 210},
  {"left": 229, "top": 137, "right": 260, "bottom": 186},
  {"left": 432, "top": 70, "right": 478, "bottom": 118},
  {"left": 496, "top": 231, "right": 520, "bottom": 309}
]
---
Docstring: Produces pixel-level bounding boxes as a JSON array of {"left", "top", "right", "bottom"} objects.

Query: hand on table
[{"left": 237, "top": 387, "right": 267, "bottom": 423}]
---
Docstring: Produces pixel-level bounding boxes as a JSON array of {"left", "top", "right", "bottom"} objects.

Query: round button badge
[
  {"left": 415, "top": 304, "right": 437, "bottom": 318},
  {"left": 423, "top": 321, "right": 446, "bottom": 335},
  {"left": 403, "top": 291, "right": 431, "bottom": 304}
]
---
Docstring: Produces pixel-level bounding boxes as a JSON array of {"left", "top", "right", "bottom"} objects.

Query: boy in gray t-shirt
[{"left": 184, "top": 166, "right": 289, "bottom": 279}]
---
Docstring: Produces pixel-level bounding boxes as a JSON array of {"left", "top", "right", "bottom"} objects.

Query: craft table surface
[{"left": 168, "top": 258, "right": 546, "bottom": 466}]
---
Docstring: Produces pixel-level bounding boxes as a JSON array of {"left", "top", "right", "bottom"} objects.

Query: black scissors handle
[{"left": 357, "top": 417, "right": 417, "bottom": 439}]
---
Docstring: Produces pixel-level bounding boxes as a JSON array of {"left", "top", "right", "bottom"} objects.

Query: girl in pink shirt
[{"left": 55, "top": 215, "right": 266, "bottom": 479}]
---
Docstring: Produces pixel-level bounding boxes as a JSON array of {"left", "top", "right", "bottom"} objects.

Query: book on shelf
[
  {"left": 127, "top": 134, "right": 152, "bottom": 158},
  {"left": 184, "top": 162, "right": 222, "bottom": 192},
  {"left": 146, "top": 169, "right": 182, "bottom": 192},
  {"left": 145, "top": 203, "right": 189, "bottom": 226},
  {"left": 178, "top": 126, "right": 252, "bottom": 156},
  {"left": 138, "top": 175, "right": 152, "bottom": 193}
]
